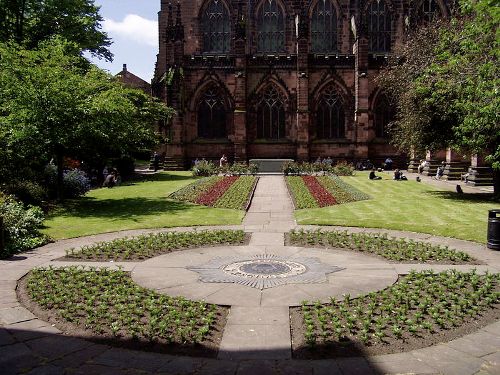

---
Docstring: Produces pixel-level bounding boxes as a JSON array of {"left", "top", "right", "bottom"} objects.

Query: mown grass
[
  {"left": 42, "top": 172, "right": 243, "bottom": 239},
  {"left": 295, "top": 172, "right": 499, "bottom": 243}
]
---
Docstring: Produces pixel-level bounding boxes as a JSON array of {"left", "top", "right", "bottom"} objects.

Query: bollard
[{"left": 487, "top": 210, "right": 500, "bottom": 250}]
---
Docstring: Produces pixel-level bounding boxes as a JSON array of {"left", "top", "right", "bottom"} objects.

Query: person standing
[
  {"left": 153, "top": 152, "right": 161, "bottom": 172},
  {"left": 219, "top": 154, "right": 228, "bottom": 167}
]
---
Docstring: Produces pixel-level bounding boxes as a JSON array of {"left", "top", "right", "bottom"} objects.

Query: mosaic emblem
[{"left": 187, "top": 254, "right": 344, "bottom": 290}]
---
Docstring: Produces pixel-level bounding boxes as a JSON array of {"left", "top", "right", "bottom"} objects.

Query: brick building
[
  {"left": 153, "top": 0, "right": 450, "bottom": 168},
  {"left": 117, "top": 64, "right": 152, "bottom": 94}
]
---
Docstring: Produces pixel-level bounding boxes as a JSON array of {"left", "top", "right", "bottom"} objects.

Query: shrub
[
  {"left": 192, "top": 160, "right": 218, "bottom": 176},
  {"left": 332, "top": 161, "right": 355, "bottom": 176},
  {"left": 45, "top": 164, "right": 91, "bottom": 198},
  {"left": 63, "top": 169, "right": 91, "bottom": 198},
  {"left": 3, "top": 180, "right": 48, "bottom": 206},
  {"left": 0, "top": 194, "right": 48, "bottom": 258}
]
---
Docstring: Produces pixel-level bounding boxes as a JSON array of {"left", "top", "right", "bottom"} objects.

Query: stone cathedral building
[{"left": 153, "top": 0, "right": 450, "bottom": 168}]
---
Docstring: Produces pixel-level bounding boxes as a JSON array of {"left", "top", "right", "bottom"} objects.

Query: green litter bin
[{"left": 487, "top": 210, "right": 500, "bottom": 250}]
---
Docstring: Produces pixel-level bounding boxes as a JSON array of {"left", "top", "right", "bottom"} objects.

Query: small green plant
[
  {"left": 298, "top": 270, "right": 499, "bottom": 348},
  {"left": 26, "top": 267, "right": 225, "bottom": 347},
  {"left": 289, "top": 229, "right": 475, "bottom": 264},
  {"left": 65, "top": 229, "right": 247, "bottom": 261}
]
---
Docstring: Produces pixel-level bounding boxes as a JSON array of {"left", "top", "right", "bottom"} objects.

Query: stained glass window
[
  {"left": 256, "top": 86, "right": 286, "bottom": 139},
  {"left": 368, "top": 0, "right": 391, "bottom": 53},
  {"left": 316, "top": 86, "right": 345, "bottom": 139},
  {"left": 311, "top": 0, "right": 337, "bottom": 53},
  {"left": 201, "top": 0, "right": 231, "bottom": 53},
  {"left": 198, "top": 88, "right": 227, "bottom": 138},
  {"left": 257, "top": 0, "right": 285, "bottom": 53},
  {"left": 374, "top": 95, "right": 394, "bottom": 138}
]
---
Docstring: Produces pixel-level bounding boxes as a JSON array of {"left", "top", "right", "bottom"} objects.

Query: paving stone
[
  {"left": 7, "top": 319, "right": 61, "bottom": 342},
  {"left": 156, "top": 356, "right": 205, "bottom": 374},
  {"left": 0, "top": 328, "right": 15, "bottom": 346},
  {"left": 482, "top": 351, "right": 500, "bottom": 366},
  {"left": 198, "top": 359, "right": 238, "bottom": 375},
  {"left": 0, "top": 307, "right": 36, "bottom": 324},
  {"left": 235, "top": 360, "right": 279, "bottom": 375},
  {"left": 447, "top": 331, "right": 500, "bottom": 357},
  {"left": 226, "top": 307, "right": 289, "bottom": 326},
  {"left": 26, "top": 364, "right": 65, "bottom": 375},
  {"left": 274, "top": 360, "right": 313, "bottom": 375},
  {"left": 310, "top": 359, "right": 342, "bottom": 375},
  {"left": 369, "top": 353, "right": 438, "bottom": 374},
  {"left": 50, "top": 344, "right": 110, "bottom": 368},
  {"left": 92, "top": 347, "right": 169, "bottom": 372},
  {"left": 218, "top": 324, "right": 291, "bottom": 360},
  {"left": 411, "top": 344, "right": 486, "bottom": 375},
  {"left": 26, "top": 336, "right": 93, "bottom": 362},
  {"left": 0, "top": 343, "right": 41, "bottom": 374},
  {"left": 250, "top": 232, "right": 285, "bottom": 247},
  {"left": 65, "top": 364, "right": 135, "bottom": 375},
  {"left": 336, "top": 357, "right": 377, "bottom": 375}
]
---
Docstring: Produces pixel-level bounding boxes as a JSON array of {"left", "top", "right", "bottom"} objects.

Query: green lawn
[
  {"left": 295, "top": 172, "right": 499, "bottom": 244},
  {"left": 43, "top": 172, "right": 244, "bottom": 239}
]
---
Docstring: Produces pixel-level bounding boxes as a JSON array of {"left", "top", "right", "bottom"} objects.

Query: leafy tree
[
  {"left": 0, "top": 39, "right": 172, "bottom": 199},
  {"left": 378, "top": 0, "right": 499, "bottom": 194},
  {"left": 0, "top": 0, "right": 112, "bottom": 60}
]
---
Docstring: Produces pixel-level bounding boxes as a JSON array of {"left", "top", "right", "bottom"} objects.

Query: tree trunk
[{"left": 56, "top": 150, "right": 64, "bottom": 201}]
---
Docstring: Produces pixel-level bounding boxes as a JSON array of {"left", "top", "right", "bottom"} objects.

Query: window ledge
[{"left": 193, "top": 138, "right": 232, "bottom": 144}]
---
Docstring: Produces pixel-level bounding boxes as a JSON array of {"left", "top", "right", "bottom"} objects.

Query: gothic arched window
[
  {"left": 198, "top": 88, "right": 227, "bottom": 138},
  {"left": 256, "top": 86, "right": 286, "bottom": 139},
  {"left": 368, "top": 0, "right": 391, "bottom": 53},
  {"left": 418, "top": 0, "right": 440, "bottom": 23},
  {"left": 201, "top": 0, "right": 231, "bottom": 53},
  {"left": 311, "top": 0, "right": 337, "bottom": 53},
  {"left": 257, "top": 0, "right": 285, "bottom": 53},
  {"left": 374, "top": 95, "right": 394, "bottom": 138},
  {"left": 316, "top": 86, "right": 345, "bottom": 139}
]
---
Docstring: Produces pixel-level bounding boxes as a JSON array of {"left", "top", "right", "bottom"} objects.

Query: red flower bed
[
  {"left": 195, "top": 176, "right": 239, "bottom": 206},
  {"left": 302, "top": 176, "right": 337, "bottom": 207}
]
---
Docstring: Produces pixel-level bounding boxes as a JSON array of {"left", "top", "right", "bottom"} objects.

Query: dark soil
[
  {"left": 290, "top": 303, "right": 500, "bottom": 359},
  {"left": 56, "top": 232, "right": 252, "bottom": 262},
  {"left": 17, "top": 275, "right": 229, "bottom": 358},
  {"left": 284, "top": 233, "right": 483, "bottom": 265}
]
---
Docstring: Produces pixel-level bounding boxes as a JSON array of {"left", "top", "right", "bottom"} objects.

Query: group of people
[
  {"left": 369, "top": 168, "right": 407, "bottom": 181},
  {"left": 315, "top": 156, "right": 334, "bottom": 166}
]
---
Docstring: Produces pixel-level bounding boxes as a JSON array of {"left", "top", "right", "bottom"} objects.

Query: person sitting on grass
[
  {"left": 393, "top": 169, "right": 408, "bottom": 181},
  {"left": 369, "top": 168, "right": 382, "bottom": 180},
  {"left": 103, "top": 171, "right": 116, "bottom": 188}
]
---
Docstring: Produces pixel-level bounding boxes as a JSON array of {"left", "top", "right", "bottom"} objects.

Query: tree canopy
[
  {"left": 0, "top": 0, "right": 112, "bottom": 60},
  {"left": 377, "top": 0, "right": 499, "bottom": 172},
  {"left": 0, "top": 39, "right": 172, "bottom": 198}
]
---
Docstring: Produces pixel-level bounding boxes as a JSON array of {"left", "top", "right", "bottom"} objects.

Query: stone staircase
[
  {"left": 442, "top": 162, "right": 469, "bottom": 181},
  {"left": 467, "top": 166, "right": 494, "bottom": 186}
]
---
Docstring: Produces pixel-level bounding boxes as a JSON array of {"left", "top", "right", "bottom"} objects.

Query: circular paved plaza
[{"left": 0, "top": 176, "right": 499, "bottom": 374}]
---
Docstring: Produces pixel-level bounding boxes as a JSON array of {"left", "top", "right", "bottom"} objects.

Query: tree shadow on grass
[
  {"left": 48, "top": 197, "right": 202, "bottom": 220},
  {"left": 124, "top": 172, "right": 196, "bottom": 185},
  {"left": 424, "top": 190, "right": 499, "bottom": 204}
]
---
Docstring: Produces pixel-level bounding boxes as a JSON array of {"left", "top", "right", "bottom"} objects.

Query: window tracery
[
  {"left": 316, "top": 86, "right": 345, "bottom": 139},
  {"left": 311, "top": 0, "right": 337, "bottom": 53},
  {"left": 257, "top": 0, "right": 285, "bottom": 53},
  {"left": 256, "top": 86, "right": 286, "bottom": 139},
  {"left": 198, "top": 88, "right": 227, "bottom": 138},
  {"left": 368, "top": 0, "right": 391, "bottom": 53},
  {"left": 201, "top": 0, "right": 231, "bottom": 53}
]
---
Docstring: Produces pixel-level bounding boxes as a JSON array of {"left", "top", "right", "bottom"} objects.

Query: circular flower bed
[
  {"left": 288, "top": 229, "right": 476, "bottom": 264},
  {"left": 64, "top": 230, "right": 248, "bottom": 261},
  {"left": 20, "top": 267, "right": 227, "bottom": 357},
  {"left": 291, "top": 270, "right": 500, "bottom": 358}
]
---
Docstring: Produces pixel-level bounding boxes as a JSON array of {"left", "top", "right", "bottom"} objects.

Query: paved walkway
[{"left": 0, "top": 176, "right": 499, "bottom": 374}]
